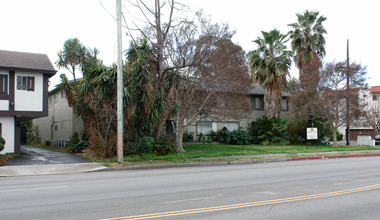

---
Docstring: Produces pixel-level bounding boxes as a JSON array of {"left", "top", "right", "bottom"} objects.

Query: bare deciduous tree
[
  {"left": 174, "top": 36, "right": 251, "bottom": 152},
  {"left": 360, "top": 92, "right": 380, "bottom": 135},
  {"left": 124, "top": 1, "right": 250, "bottom": 146},
  {"left": 315, "top": 61, "right": 367, "bottom": 146}
]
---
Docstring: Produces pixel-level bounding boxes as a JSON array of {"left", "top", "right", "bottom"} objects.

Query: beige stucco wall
[
  {"left": 33, "top": 91, "right": 84, "bottom": 143},
  {"left": 184, "top": 95, "right": 294, "bottom": 138},
  {"left": 14, "top": 72, "right": 43, "bottom": 112},
  {"left": 0, "top": 116, "right": 15, "bottom": 154}
]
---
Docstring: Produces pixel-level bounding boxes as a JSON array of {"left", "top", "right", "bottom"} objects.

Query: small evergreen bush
[
  {"left": 139, "top": 136, "right": 155, "bottom": 154},
  {"left": 229, "top": 130, "right": 248, "bottom": 145},
  {"left": 0, "top": 136, "right": 5, "bottom": 152},
  {"left": 216, "top": 127, "right": 230, "bottom": 143},
  {"left": 182, "top": 131, "right": 194, "bottom": 142},
  {"left": 72, "top": 140, "right": 89, "bottom": 153},
  {"left": 207, "top": 130, "right": 217, "bottom": 142},
  {"left": 68, "top": 131, "right": 80, "bottom": 147},
  {"left": 197, "top": 133, "right": 205, "bottom": 142},
  {"left": 329, "top": 131, "right": 343, "bottom": 141},
  {"left": 154, "top": 134, "right": 177, "bottom": 155},
  {"left": 45, "top": 139, "right": 51, "bottom": 146}
]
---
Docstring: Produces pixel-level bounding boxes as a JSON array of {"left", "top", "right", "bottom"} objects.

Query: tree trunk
[
  {"left": 264, "top": 87, "right": 282, "bottom": 119},
  {"left": 177, "top": 128, "right": 184, "bottom": 152},
  {"left": 154, "top": 119, "right": 164, "bottom": 141},
  {"left": 333, "top": 127, "right": 338, "bottom": 147}
]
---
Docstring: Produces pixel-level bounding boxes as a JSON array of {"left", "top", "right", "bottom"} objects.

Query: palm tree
[
  {"left": 288, "top": 10, "right": 327, "bottom": 90},
  {"left": 56, "top": 38, "right": 87, "bottom": 83},
  {"left": 249, "top": 29, "right": 293, "bottom": 119}
]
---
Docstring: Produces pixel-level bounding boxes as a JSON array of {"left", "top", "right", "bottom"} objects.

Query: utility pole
[
  {"left": 346, "top": 39, "right": 350, "bottom": 145},
  {"left": 116, "top": 0, "right": 124, "bottom": 163}
]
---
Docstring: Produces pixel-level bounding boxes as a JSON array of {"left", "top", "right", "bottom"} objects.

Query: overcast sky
[{"left": 0, "top": 0, "right": 378, "bottom": 89}]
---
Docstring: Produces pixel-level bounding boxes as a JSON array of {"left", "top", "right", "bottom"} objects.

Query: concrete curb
[
  {"left": 103, "top": 158, "right": 290, "bottom": 171},
  {"left": 103, "top": 153, "right": 380, "bottom": 171},
  {"left": 290, "top": 153, "right": 380, "bottom": 161},
  {"left": 0, "top": 163, "right": 107, "bottom": 177}
]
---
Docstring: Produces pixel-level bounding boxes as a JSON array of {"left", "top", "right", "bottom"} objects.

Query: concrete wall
[
  {"left": 185, "top": 95, "right": 294, "bottom": 138},
  {"left": 33, "top": 91, "right": 84, "bottom": 143},
  {"left": 0, "top": 116, "right": 15, "bottom": 154},
  {"left": 72, "top": 114, "right": 84, "bottom": 137},
  {"left": 0, "top": 100, "right": 9, "bottom": 111}
]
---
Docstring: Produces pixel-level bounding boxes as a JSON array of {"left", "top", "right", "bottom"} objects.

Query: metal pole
[
  {"left": 116, "top": 0, "right": 124, "bottom": 163},
  {"left": 346, "top": 39, "right": 350, "bottom": 145}
]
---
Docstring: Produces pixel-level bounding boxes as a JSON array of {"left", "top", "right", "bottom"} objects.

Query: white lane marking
[
  {"left": 257, "top": 191, "right": 277, "bottom": 195},
  {"left": 0, "top": 185, "right": 68, "bottom": 193},
  {"left": 214, "top": 171, "right": 258, "bottom": 176},
  {"left": 162, "top": 194, "right": 223, "bottom": 204}
]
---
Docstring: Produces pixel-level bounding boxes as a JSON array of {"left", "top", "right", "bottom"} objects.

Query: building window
[
  {"left": 0, "top": 74, "right": 8, "bottom": 95},
  {"left": 48, "top": 96, "right": 52, "bottom": 108},
  {"left": 196, "top": 121, "right": 212, "bottom": 135},
  {"left": 224, "top": 122, "right": 239, "bottom": 131},
  {"left": 251, "top": 95, "right": 264, "bottom": 110},
  {"left": 17, "top": 76, "right": 35, "bottom": 91},
  {"left": 54, "top": 95, "right": 58, "bottom": 104},
  {"left": 373, "top": 95, "right": 378, "bottom": 101},
  {"left": 282, "top": 97, "right": 288, "bottom": 111}
]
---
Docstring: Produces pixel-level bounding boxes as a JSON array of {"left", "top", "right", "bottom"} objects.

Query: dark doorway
[{"left": 20, "top": 126, "right": 27, "bottom": 144}]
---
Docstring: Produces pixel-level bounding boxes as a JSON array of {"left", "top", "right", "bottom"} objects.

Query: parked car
[{"left": 374, "top": 135, "right": 380, "bottom": 146}]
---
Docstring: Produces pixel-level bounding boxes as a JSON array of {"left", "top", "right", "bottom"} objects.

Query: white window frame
[
  {"left": 251, "top": 95, "right": 264, "bottom": 110},
  {"left": 281, "top": 97, "right": 288, "bottom": 111},
  {"left": 196, "top": 121, "right": 213, "bottom": 135},
  {"left": 224, "top": 122, "right": 240, "bottom": 131},
  {"left": 17, "top": 75, "right": 35, "bottom": 91}
]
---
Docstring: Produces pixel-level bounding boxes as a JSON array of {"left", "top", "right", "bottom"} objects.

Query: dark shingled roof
[
  {"left": 0, "top": 50, "right": 56, "bottom": 74},
  {"left": 248, "top": 83, "right": 290, "bottom": 96},
  {"left": 370, "top": 86, "right": 380, "bottom": 94}
]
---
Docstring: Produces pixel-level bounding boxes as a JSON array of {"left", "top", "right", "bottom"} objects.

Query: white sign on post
[{"left": 307, "top": 127, "right": 318, "bottom": 140}]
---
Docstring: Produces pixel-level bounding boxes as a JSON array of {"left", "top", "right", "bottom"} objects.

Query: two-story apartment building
[
  {"left": 187, "top": 83, "right": 292, "bottom": 137},
  {"left": 338, "top": 85, "right": 380, "bottom": 141},
  {"left": 0, "top": 50, "right": 56, "bottom": 153},
  {"left": 33, "top": 88, "right": 84, "bottom": 145},
  {"left": 34, "top": 83, "right": 292, "bottom": 143}
]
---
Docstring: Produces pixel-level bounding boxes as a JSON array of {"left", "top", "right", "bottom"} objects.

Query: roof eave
[{"left": 0, "top": 66, "right": 57, "bottom": 76}]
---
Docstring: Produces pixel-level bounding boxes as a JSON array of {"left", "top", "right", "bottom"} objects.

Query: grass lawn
[
  {"left": 119, "top": 144, "right": 378, "bottom": 162},
  {"left": 29, "top": 142, "right": 380, "bottom": 165}
]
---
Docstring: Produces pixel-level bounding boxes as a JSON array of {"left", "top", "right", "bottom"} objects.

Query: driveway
[{"left": 6, "top": 145, "right": 90, "bottom": 166}]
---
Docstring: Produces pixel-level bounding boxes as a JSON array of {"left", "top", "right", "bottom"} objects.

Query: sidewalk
[{"left": 0, "top": 163, "right": 107, "bottom": 177}]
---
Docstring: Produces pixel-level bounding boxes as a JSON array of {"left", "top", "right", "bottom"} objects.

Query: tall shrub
[
  {"left": 287, "top": 117, "right": 332, "bottom": 144},
  {"left": 250, "top": 115, "right": 289, "bottom": 145},
  {"left": 0, "top": 136, "right": 5, "bottom": 152}
]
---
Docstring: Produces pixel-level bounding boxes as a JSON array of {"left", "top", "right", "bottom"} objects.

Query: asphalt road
[{"left": 1, "top": 157, "right": 380, "bottom": 219}]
